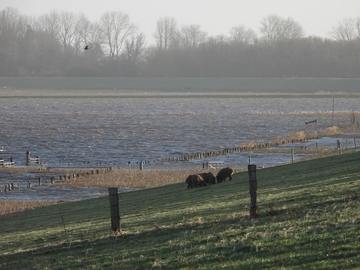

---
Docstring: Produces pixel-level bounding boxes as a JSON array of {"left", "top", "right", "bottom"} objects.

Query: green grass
[
  {"left": 1, "top": 150, "right": 360, "bottom": 269},
  {"left": 1, "top": 77, "right": 360, "bottom": 95}
]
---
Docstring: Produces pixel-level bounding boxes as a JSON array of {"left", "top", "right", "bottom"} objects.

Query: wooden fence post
[
  {"left": 337, "top": 140, "right": 342, "bottom": 154},
  {"left": 248, "top": 164, "right": 258, "bottom": 218},
  {"left": 108, "top": 188, "right": 121, "bottom": 233},
  {"left": 26, "top": 151, "right": 30, "bottom": 165}
]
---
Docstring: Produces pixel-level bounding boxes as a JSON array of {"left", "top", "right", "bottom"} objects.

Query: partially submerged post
[
  {"left": 108, "top": 188, "right": 121, "bottom": 233},
  {"left": 26, "top": 151, "right": 30, "bottom": 165},
  {"left": 248, "top": 164, "right": 258, "bottom": 218},
  {"left": 305, "top": 119, "right": 318, "bottom": 125}
]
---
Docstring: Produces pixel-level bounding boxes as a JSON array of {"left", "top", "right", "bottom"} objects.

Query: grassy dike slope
[{"left": 1, "top": 151, "right": 360, "bottom": 269}]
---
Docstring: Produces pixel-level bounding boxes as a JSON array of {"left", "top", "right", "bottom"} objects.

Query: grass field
[
  {"left": 0, "top": 77, "right": 360, "bottom": 97},
  {"left": 0, "top": 150, "right": 360, "bottom": 269}
]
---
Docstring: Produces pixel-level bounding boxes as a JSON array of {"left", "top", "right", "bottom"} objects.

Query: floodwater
[{"left": 0, "top": 97, "right": 359, "bottom": 201}]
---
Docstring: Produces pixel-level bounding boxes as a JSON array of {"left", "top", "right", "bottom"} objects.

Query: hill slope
[{"left": 1, "top": 150, "right": 360, "bottom": 269}]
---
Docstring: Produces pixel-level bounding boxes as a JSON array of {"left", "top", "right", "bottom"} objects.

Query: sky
[{"left": 1, "top": 0, "right": 360, "bottom": 44}]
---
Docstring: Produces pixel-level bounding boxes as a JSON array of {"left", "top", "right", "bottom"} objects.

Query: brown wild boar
[
  {"left": 186, "top": 174, "right": 206, "bottom": 188},
  {"left": 216, "top": 167, "right": 234, "bottom": 183},
  {"left": 185, "top": 174, "right": 194, "bottom": 189},
  {"left": 200, "top": 172, "right": 216, "bottom": 185}
]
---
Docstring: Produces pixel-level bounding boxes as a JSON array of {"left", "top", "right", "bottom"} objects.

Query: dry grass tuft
[
  {"left": 317, "top": 126, "right": 342, "bottom": 137},
  {"left": 286, "top": 204, "right": 300, "bottom": 220},
  {"left": 239, "top": 141, "right": 256, "bottom": 148},
  {"left": 288, "top": 131, "right": 307, "bottom": 141},
  {"left": 268, "top": 202, "right": 278, "bottom": 216},
  {"left": 269, "top": 125, "right": 350, "bottom": 146}
]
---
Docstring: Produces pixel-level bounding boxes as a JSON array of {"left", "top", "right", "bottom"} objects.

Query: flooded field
[{"left": 0, "top": 96, "right": 359, "bottom": 201}]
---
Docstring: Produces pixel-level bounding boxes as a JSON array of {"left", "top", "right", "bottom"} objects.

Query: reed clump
[
  {"left": 288, "top": 131, "right": 306, "bottom": 141},
  {"left": 238, "top": 141, "right": 256, "bottom": 149},
  {"left": 246, "top": 110, "right": 360, "bottom": 118},
  {"left": 270, "top": 126, "right": 344, "bottom": 146},
  {"left": 316, "top": 126, "right": 342, "bottom": 137}
]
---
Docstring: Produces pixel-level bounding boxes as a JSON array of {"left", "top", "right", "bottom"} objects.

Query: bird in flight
[{"left": 84, "top": 45, "right": 89, "bottom": 50}]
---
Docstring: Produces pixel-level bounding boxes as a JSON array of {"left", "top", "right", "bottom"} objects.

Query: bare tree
[
  {"left": 0, "top": 7, "right": 27, "bottom": 40},
  {"left": 0, "top": 7, "right": 28, "bottom": 75},
  {"left": 72, "top": 13, "right": 90, "bottom": 55},
  {"left": 69, "top": 14, "right": 104, "bottom": 60},
  {"left": 229, "top": 25, "right": 257, "bottom": 44},
  {"left": 180, "top": 24, "right": 207, "bottom": 48},
  {"left": 75, "top": 20, "right": 105, "bottom": 63},
  {"left": 356, "top": 17, "right": 360, "bottom": 37},
  {"left": 124, "top": 32, "right": 146, "bottom": 64},
  {"left": 260, "top": 15, "right": 304, "bottom": 45},
  {"left": 207, "top": 34, "right": 228, "bottom": 45},
  {"left": 330, "top": 17, "right": 359, "bottom": 40},
  {"left": 21, "top": 24, "right": 62, "bottom": 75},
  {"left": 57, "top": 11, "right": 82, "bottom": 52},
  {"left": 153, "top": 17, "right": 178, "bottom": 50},
  {"left": 99, "top": 11, "right": 136, "bottom": 58},
  {"left": 33, "top": 11, "right": 60, "bottom": 39}
]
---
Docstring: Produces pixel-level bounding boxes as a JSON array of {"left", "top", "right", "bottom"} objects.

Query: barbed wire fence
[{"left": 0, "top": 138, "right": 359, "bottom": 255}]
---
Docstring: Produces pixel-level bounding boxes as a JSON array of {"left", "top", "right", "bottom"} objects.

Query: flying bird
[{"left": 84, "top": 45, "right": 89, "bottom": 50}]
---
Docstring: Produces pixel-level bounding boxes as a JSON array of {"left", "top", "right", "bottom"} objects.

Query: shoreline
[
  {"left": 0, "top": 144, "right": 358, "bottom": 217},
  {"left": 1, "top": 89, "right": 360, "bottom": 98}
]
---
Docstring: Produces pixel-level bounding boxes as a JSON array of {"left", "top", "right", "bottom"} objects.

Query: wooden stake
[
  {"left": 248, "top": 164, "right": 258, "bottom": 218},
  {"left": 108, "top": 188, "right": 121, "bottom": 233}
]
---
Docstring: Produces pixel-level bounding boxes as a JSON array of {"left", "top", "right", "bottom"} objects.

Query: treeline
[{"left": 1, "top": 7, "right": 360, "bottom": 77}]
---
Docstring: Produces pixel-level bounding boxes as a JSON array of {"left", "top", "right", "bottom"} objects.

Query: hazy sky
[{"left": 1, "top": 0, "right": 360, "bottom": 44}]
